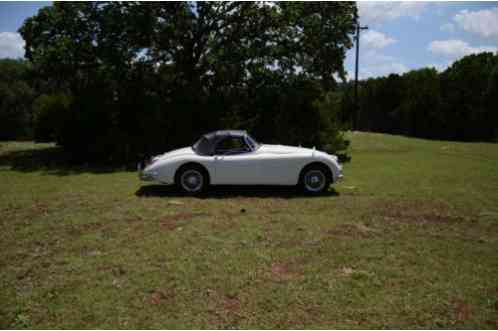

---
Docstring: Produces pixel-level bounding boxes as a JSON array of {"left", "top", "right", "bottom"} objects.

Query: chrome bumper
[
  {"left": 335, "top": 163, "right": 344, "bottom": 183},
  {"left": 139, "top": 172, "right": 156, "bottom": 181},
  {"left": 137, "top": 161, "right": 155, "bottom": 181}
]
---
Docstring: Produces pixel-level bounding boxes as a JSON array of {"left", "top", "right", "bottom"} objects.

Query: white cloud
[
  {"left": 364, "top": 61, "right": 409, "bottom": 79},
  {"left": 427, "top": 62, "right": 451, "bottom": 73},
  {"left": 428, "top": 39, "right": 497, "bottom": 59},
  {"left": 363, "top": 51, "right": 409, "bottom": 78},
  {"left": 454, "top": 7, "right": 498, "bottom": 39},
  {"left": 440, "top": 23, "right": 455, "bottom": 33},
  {"left": 358, "top": 2, "right": 429, "bottom": 26},
  {"left": 0, "top": 32, "right": 25, "bottom": 59},
  {"left": 361, "top": 30, "right": 397, "bottom": 50},
  {"left": 348, "top": 50, "right": 409, "bottom": 80}
]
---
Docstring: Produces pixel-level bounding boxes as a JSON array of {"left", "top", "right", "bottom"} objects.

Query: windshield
[
  {"left": 193, "top": 133, "right": 260, "bottom": 155},
  {"left": 192, "top": 136, "right": 211, "bottom": 155},
  {"left": 245, "top": 134, "right": 260, "bottom": 150}
]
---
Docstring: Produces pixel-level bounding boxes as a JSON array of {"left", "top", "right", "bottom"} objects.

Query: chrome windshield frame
[{"left": 244, "top": 134, "right": 260, "bottom": 152}]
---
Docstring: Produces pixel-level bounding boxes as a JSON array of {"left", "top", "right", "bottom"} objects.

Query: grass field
[{"left": 1, "top": 132, "right": 497, "bottom": 329}]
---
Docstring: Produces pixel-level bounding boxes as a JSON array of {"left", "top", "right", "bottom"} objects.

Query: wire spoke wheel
[
  {"left": 180, "top": 169, "right": 204, "bottom": 192},
  {"left": 303, "top": 169, "right": 326, "bottom": 193}
]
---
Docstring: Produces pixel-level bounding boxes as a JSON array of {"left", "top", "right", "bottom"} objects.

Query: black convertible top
[
  {"left": 193, "top": 130, "right": 248, "bottom": 156},
  {"left": 204, "top": 130, "right": 247, "bottom": 139}
]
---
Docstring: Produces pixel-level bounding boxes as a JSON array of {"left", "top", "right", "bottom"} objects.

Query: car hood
[
  {"left": 257, "top": 144, "right": 338, "bottom": 162},
  {"left": 152, "top": 144, "right": 336, "bottom": 160},
  {"left": 257, "top": 144, "right": 314, "bottom": 155}
]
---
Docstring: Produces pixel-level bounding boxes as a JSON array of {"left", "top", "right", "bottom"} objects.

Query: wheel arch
[{"left": 174, "top": 162, "right": 211, "bottom": 185}]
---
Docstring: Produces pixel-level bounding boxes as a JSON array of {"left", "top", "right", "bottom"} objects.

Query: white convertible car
[{"left": 138, "top": 130, "right": 343, "bottom": 194}]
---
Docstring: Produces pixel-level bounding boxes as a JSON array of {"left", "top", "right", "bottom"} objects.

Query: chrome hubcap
[
  {"left": 181, "top": 170, "right": 203, "bottom": 192},
  {"left": 304, "top": 170, "right": 326, "bottom": 192}
]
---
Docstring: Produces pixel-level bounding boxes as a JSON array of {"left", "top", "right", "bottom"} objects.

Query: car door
[
  {"left": 212, "top": 136, "right": 262, "bottom": 184},
  {"left": 253, "top": 153, "right": 304, "bottom": 185}
]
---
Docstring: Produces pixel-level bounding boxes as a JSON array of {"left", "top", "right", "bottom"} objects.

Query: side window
[{"left": 215, "top": 137, "right": 250, "bottom": 155}]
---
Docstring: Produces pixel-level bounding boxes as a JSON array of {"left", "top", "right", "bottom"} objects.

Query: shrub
[{"left": 33, "top": 93, "right": 72, "bottom": 143}]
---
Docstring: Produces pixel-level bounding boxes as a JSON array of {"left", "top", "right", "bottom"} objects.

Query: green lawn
[{"left": 1, "top": 132, "right": 497, "bottom": 329}]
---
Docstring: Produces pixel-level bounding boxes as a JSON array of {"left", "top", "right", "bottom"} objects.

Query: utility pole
[{"left": 354, "top": 23, "right": 368, "bottom": 130}]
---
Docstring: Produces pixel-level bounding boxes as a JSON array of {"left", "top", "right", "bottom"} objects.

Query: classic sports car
[{"left": 138, "top": 130, "right": 343, "bottom": 194}]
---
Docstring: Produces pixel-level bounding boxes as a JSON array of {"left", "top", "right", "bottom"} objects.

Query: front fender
[
  {"left": 147, "top": 156, "right": 215, "bottom": 184},
  {"left": 313, "top": 153, "right": 343, "bottom": 183}
]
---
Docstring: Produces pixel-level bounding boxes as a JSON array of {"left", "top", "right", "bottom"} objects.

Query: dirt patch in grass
[
  {"left": 162, "top": 212, "right": 210, "bottom": 222},
  {"left": 160, "top": 212, "right": 210, "bottom": 230},
  {"left": 30, "top": 202, "right": 50, "bottom": 216},
  {"left": 368, "top": 200, "right": 466, "bottom": 225},
  {"left": 81, "top": 222, "right": 105, "bottom": 230},
  {"left": 268, "top": 262, "right": 302, "bottom": 282},
  {"left": 67, "top": 222, "right": 107, "bottom": 236},
  {"left": 204, "top": 290, "right": 243, "bottom": 324},
  {"left": 206, "top": 210, "right": 249, "bottom": 232},
  {"left": 324, "top": 223, "right": 375, "bottom": 239},
  {"left": 149, "top": 289, "right": 175, "bottom": 305},
  {"left": 222, "top": 297, "right": 241, "bottom": 314},
  {"left": 452, "top": 299, "right": 472, "bottom": 322}
]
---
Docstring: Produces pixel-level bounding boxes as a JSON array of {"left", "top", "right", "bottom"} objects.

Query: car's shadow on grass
[{"left": 135, "top": 184, "right": 339, "bottom": 199}]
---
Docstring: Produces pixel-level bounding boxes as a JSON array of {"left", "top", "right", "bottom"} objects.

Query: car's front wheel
[
  {"left": 300, "top": 165, "right": 331, "bottom": 195},
  {"left": 175, "top": 165, "right": 208, "bottom": 195}
]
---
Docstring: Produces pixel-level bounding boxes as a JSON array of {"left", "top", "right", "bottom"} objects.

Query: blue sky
[
  {"left": 345, "top": 2, "right": 498, "bottom": 79},
  {"left": 1, "top": 1, "right": 497, "bottom": 80}
]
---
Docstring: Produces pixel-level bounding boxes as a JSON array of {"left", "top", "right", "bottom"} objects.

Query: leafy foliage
[
  {"left": 0, "top": 59, "right": 35, "bottom": 140},
  {"left": 17, "top": 2, "right": 357, "bottom": 163},
  {"left": 32, "top": 93, "right": 72, "bottom": 143},
  {"left": 344, "top": 52, "right": 498, "bottom": 142},
  {"left": 12, "top": 2, "right": 496, "bottom": 156}
]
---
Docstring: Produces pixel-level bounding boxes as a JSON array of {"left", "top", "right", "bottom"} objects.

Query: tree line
[
  {"left": 0, "top": 2, "right": 496, "bottom": 165},
  {"left": 342, "top": 52, "right": 498, "bottom": 142}
]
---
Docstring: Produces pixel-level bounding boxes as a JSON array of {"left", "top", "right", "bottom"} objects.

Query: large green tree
[
  {"left": 19, "top": 2, "right": 357, "bottom": 162},
  {"left": 0, "top": 59, "right": 35, "bottom": 140},
  {"left": 440, "top": 52, "right": 498, "bottom": 140}
]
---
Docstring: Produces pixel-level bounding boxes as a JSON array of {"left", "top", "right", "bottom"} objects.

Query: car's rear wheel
[
  {"left": 300, "top": 165, "right": 331, "bottom": 195},
  {"left": 176, "top": 165, "right": 208, "bottom": 195}
]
